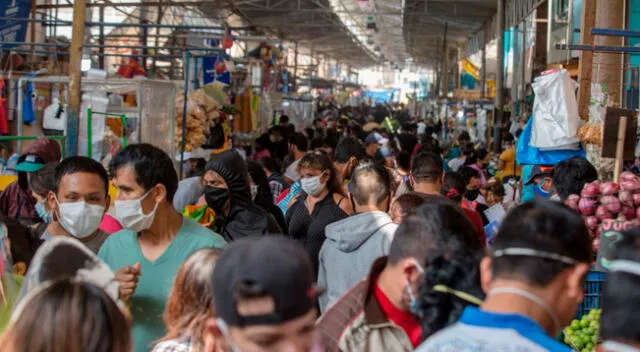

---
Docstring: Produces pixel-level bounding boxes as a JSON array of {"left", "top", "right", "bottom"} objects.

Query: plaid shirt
[
  {"left": 269, "top": 180, "right": 284, "bottom": 204},
  {"left": 152, "top": 338, "right": 193, "bottom": 352}
]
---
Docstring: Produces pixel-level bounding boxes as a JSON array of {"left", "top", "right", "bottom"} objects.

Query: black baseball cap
[
  {"left": 525, "top": 165, "right": 554, "bottom": 185},
  {"left": 213, "top": 236, "right": 318, "bottom": 327}
]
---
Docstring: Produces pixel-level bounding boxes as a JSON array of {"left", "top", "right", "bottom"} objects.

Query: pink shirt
[{"left": 99, "top": 214, "right": 124, "bottom": 234}]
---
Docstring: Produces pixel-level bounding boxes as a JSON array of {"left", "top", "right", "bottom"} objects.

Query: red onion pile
[{"left": 565, "top": 172, "right": 640, "bottom": 253}]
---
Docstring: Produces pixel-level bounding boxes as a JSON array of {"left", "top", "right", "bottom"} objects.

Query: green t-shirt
[
  {"left": 0, "top": 274, "right": 23, "bottom": 333},
  {"left": 98, "top": 216, "right": 226, "bottom": 352}
]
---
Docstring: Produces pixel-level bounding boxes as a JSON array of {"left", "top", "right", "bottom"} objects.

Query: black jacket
[{"left": 206, "top": 150, "right": 282, "bottom": 241}]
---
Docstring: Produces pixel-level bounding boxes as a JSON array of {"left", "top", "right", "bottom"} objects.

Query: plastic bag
[
  {"left": 516, "top": 118, "right": 586, "bottom": 165},
  {"left": 42, "top": 98, "right": 67, "bottom": 131},
  {"left": 530, "top": 70, "right": 580, "bottom": 149}
]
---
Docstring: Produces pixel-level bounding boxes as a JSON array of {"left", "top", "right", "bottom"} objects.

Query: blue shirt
[
  {"left": 98, "top": 216, "right": 226, "bottom": 352},
  {"left": 416, "top": 307, "right": 571, "bottom": 352}
]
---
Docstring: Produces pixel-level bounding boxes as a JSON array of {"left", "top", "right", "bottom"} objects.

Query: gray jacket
[{"left": 318, "top": 211, "right": 397, "bottom": 312}]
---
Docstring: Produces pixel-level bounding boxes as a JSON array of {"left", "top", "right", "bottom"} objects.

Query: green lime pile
[{"left": 564, "top": 309, "right": 601, "bottom": 352}]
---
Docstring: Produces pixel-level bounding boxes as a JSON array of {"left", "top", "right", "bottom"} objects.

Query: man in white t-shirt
[{"left": 284, "top": 133, "right": 308, "bottom": 184}]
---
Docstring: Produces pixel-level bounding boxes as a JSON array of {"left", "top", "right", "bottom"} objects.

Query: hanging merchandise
[
  {"left": 175, "top": 89, "right": 221, "bottom": 152},
  {"left": 22, "top": 75, "right": 37, "bottom": 125},
  {"left": 530, "top": 69, "right": 580, "bottom": 150},
  {"left": 42, "top": 98, "right": 67, "bottom": 131},
  {"left": 517, "top": 118, "right": 586, "bottom": 165},
  {"left": 0, "top": 80, "right": 8, "bottom": 134}
]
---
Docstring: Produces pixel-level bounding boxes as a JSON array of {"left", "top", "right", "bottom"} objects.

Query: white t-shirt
[
  {"left": 448, "top": 157, "right": 466, "bottom": 172},
  {"left": 285, "top": 159, "right": 301, "bottom": 182}
]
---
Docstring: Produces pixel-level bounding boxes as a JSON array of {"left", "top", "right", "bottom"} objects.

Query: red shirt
[
  {"left": 374, "top": 283, "right": 422, "bottom": 347},
  {"left": 462, "top": 208, "right": 487, "bottom": 247}
]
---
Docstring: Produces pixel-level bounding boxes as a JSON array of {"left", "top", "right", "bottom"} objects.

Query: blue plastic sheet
[{"left": 516, "top": 118, "right": 586, "bottom": 166}]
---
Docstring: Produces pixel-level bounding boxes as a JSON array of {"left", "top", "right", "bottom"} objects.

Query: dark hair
[
  {"left": 458, "top": 132, "right": 471, "bottom": 144},
  {"left": 279, "top": 115, "right": 290, "bottom": 124},
  {"left": 297, "top": 152, "right": 344, "bottom": 196},
  {"left": 491, "top": 200, "right": 592, "bottom": 286},
  {"left": 415, "top": 202, "right": 485, "bottom": 340},
  {"left": 109, "top": 144, "right": 179, "bottom": 202},
  {"left": 351, "top": 162, "right": 391, "bottom": 206},
  {"left": 246, "top": 160, "right": 273, "bottom": 206},
  {"left": 601, "top": 229, "right": 640, "bottom": 342},
  {"left": 289, "top": 133, "right": 309, "bottom": 153},
  {"left": 392, "top": 193, "right": 427, "bottom": 219},
  {"left": 442, "top": 172, "right": 466, "bottom": 203},
  {"left": 485, "top": 182, "right": 505, "bottom": 198},
  {"left": 503, "top": 134, "right": 515, "bottom": 144},
  {"left": 459, "top": 167, "right": 480, "bottom": 186},
  {"left": 254, "top": 135, "right": 270, "bottom": 152},
  {"left": 465, "top": 148, "right": 488, "bottom": 166},
  {"left": 395, "top": 152, "right": 411, "bottom": 172},
  {"left": 29, "top": 163, "right": 58, "bottom": 197},
  {"left": 461, "top": 143, "right": 475, "bottom": 157},
  {"left": 55, "top": 157, "right": 109, "bottom": 196},
  {"left": 310, "top": 138, "right": 326, "bottom": 151},
  {"left": 334, "top": 137, "right": 365, "bottom": 164},
  {"left": 388, "top": 196, "right": 480, "bottom": 266},
  {"left": 258, "top": 156, "right": 281, "bottom": 174},
  {"left": 553, "top": 157, "right": 598, "bottom": 201},
  {"left": 305, "top": 128, "right": 315, "bottom": 141},
  {"left": 411, "top": 152, "right": 443, "bottom": 183}
]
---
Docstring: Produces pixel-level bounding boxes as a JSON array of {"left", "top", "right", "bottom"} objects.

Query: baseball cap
[
  {"left": 13, "top": 154, "right": 46, "bottom": 173},
  {"left": 525, "top": 165, "right": 554, "bottom": 185},
  {"left": 213, "top": 236, "right": 318, "bottom": 327}
]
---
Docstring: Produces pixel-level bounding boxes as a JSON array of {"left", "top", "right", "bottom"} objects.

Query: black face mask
[
  {"left": 466, "top": 189, "right": 481, "bottom": 201},
  {"left": 204, "top": 186, "right": 230, "bottom": 214}
]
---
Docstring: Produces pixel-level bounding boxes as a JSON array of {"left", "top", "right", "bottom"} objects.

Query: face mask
[
  {"left": 487, "top": 286, "right": 561, "bottom": 334},
  {"left": 466, "top": 189, "right": 480, "bottom": 201},
  {"left": 534, "top": 181, "right": 553, "bottom": 199},
  {"left": 55, "top": 196, "right": 104, "bottom": 239},
  {"left": 250, "top": 184, "right": 258, "bottom": 201},
  {"left": 301, "top": 174, "right": 326, "bottom": 197},
  {"left": 216, "top": 318, "right": 242, "bottom": 352},
  {"left": 36, "top": 201, "right": 53, "bottom": 224},
  {"left": 115, "top": 189, "right": 159, "bottom": 233},
  {"left": 602, "top": 341, "right": 640, "bottom": 352},
  {"left": 205, "top": 186, "right": 230, "bottom": 214},
  {"left": 406, "top": 260, "right": 425, "bottom": 318}
]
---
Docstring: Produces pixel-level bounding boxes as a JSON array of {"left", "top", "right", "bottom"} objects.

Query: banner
[{"left": 0, "top": 0, "right": 32, "bottom": 49}]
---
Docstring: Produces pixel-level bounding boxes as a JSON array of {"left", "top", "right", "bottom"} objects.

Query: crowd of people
[{"left": 0, "top": 107, "right": 637, "bottom": 352}]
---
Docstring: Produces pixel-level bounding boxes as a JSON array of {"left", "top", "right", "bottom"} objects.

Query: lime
[{"left": 571, "top": 320, "right": 581, "bottom": 330}]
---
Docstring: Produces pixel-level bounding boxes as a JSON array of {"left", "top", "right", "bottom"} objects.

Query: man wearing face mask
[
  {"left": 99, "top": 144, "right": 226, "bottom": 352},
  {"left": 317, "top": 196, "right": 446, "bottom": 351},
  {"left": 416, "top": 200, "right": 592, "bottom": 351},
  {"left": 318, "top": 162, "right": 396, "bottom": 313},
  {"left": 203, "top": 150, "right": 282, "bottom": 242},
  {"left": 44, "top": 156, "right": 111, "bottom": 253},
  {"left": 333, "top": 137, "right": 366, "bottom": 193},
  {"left": 524, "top": 165, "right": 558, "bottom": 200}
]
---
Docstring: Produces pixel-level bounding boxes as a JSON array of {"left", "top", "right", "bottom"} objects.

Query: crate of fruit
[{"left": 578, "top": 270, "right": 606, "bottom": 318}]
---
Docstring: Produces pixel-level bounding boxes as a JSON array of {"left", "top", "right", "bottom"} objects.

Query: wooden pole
[
  {"left": 614, "top": 116, "right": 628, "bottom": 182},
  {"left": 67, "top": 0, "right": 87, "bottom": 156},
  {"left": 577, "top": 0, "right": 596, "bottom": 120}
]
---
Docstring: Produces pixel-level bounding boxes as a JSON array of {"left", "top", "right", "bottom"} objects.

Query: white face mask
[
  {"left": 300, "top": 174, "right": 326, "bottom": 197},
  {"left": 250, "top": 184, "right": 258, "bottom": 201},
  {"left": 55, "top": 196, "right": 105, "bottom": 239},
  {"left": 115, "top": 189, "right": 159, "bottom": 233}
]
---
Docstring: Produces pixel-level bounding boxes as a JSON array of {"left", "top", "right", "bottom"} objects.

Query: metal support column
[
  {"left": 440, "top": 23, "right": 448, "bottom": 97},
  {"left": 494, "top": 0, "right": 505, "bottom": 153},
  {"left": 98, "top": 7, "right": 105, "bottom": 70}
]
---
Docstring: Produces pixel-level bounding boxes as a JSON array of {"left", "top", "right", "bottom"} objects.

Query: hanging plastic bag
[
  {"left": 22, "top": 81, "right": 36, "bottom": 125},
  {"left": 530, "top": 70, "right": 580, "bottom": 149},
  {"left": 516, "top": 118, "right": 586, "bottom": 165},
  {"left": 42, "top": 98, "right": 67, "bottom": 131}
]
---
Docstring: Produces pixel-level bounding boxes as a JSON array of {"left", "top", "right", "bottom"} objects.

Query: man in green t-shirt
[{"left": 98, "top": 144, "right": 226, "bottom": 352}]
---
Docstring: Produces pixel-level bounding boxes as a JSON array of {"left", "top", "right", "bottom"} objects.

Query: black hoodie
[{"left": 205, "top": 150, "right": 282, "bottom": 241}]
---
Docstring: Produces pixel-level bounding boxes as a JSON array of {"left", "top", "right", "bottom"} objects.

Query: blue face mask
[
  {"left": 35, "top": 201, "right": 53, "bottom": 224},
  {"left": 534, "top": 180, "right": 553, "bottom": 199},
  {"left": 406, "top": 260, "right": 425, "bottom": 318}
]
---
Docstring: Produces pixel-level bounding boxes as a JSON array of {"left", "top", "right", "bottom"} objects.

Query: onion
[
  {"left": 596, "top": 205, "right": 614, "bottom": 220},
  {"left": 619, "top": 190, "right": 634, "bottom": 207},
  {"left": 585, "top": 216, "right": 599, "bottom": 230},
  {"left": 619, "top": 171, "right": 638, "bottom": 183},
  {"left": 578, "top": 197, "right": 598, "bottom": 216},
  {"left": 634, "top": 193, "right": 640, "bottom": 206},
  {"left": 565, "top": 194, "right": 580, "bottom": 211},
  {"left": 621, "top": 206, "right": 636, "bottom": 220},
  {"left": 636, "top": 206, "right": 640, "bottom": 220},
  {"left": 600, "top": 182, "right": 620, "bottom": 196},
  {"left": 581, "top": 181, "right": 601, "bottom": 198},
  {"left": 620, "top": 180, "right": 640, "bottom": 192},
  {"left": 602, "top": 195, "right": 622, "bottom": 213}
]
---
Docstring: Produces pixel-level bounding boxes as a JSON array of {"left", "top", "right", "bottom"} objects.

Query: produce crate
[{"left": 577, "top": 270, "right": 607, "bottom": 318}]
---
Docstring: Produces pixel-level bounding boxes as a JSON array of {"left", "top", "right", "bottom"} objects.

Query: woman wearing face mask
[
  {"left": 285, "top": 152, "right": 351, "bottom": 277},
  {"left": 203, "top": 150, "right": 282, "bottom": 242},
  {"left": 464, "top": 148, "right": 489, "bottom": 187},
  {"left": 246, "top": 161, "right": 288, "bottom": 234}
]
